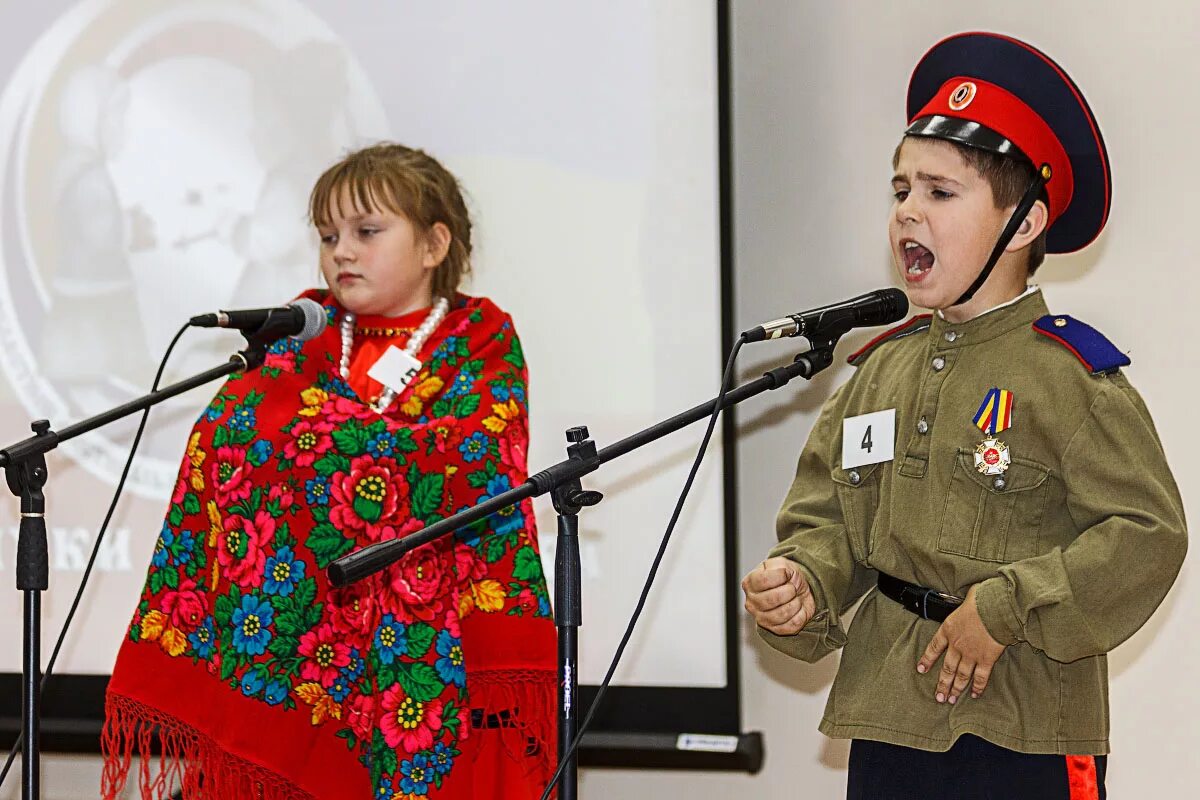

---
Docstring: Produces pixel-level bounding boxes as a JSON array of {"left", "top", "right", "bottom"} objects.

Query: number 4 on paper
[{"left": 841, "top": 409, "right": 895, "bottom": 469}]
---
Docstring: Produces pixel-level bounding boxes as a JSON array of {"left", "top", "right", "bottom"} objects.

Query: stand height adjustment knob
[
  {"left": 31, "top": 420, "right": 50, "bottom": 435},
  {"left": 568, "top": 489, "right": 604, "bottom": 507},
  {"left": 566, "top": 426, "right": 590, "bottom": 443}
]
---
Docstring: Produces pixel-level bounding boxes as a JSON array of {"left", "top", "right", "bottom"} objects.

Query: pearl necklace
[{"left": 339, "top": 296, "right": 450, "bottom": 413}]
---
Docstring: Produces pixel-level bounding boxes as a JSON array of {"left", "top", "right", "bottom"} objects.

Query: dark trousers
[{"left": 847, "top": 735, "right": 1107, "bottom": 800}]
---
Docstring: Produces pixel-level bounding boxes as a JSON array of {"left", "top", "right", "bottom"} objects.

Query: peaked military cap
[{"left": 906, "top": 32, "right": 1111, "bottom": 254}]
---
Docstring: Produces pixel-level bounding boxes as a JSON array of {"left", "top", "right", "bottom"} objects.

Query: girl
[{"left": 103, "top": 144, "right": 557, "bottom": 799}]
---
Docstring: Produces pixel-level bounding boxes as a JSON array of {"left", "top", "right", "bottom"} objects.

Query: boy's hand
[
  {"left": 741, "top": 557, "right": 816, "bottom": 635},
  {"left": 916, "top": 585, "right": 1006, "bottom": 704}
]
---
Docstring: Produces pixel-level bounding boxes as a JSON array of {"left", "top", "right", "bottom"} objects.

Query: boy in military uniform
[{"left": 741, "top": 32, "right": 1186, "bottom": 799}]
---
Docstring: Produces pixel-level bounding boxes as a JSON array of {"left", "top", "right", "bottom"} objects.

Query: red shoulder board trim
[{"left": 847, "top": 314, "right": 933, "bottom": 366}]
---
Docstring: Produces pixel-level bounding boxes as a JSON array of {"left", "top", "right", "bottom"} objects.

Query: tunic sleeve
[
  {"left": 758, "top": 383, "right": 877, "bottom": 663},
  {"left": 974, "top": 377, "right": 1188, "bottom": 661}
]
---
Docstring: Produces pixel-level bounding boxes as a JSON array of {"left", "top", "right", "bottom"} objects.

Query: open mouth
[{"left": 902, "top": 239, "right": 935, "bottom": 277}]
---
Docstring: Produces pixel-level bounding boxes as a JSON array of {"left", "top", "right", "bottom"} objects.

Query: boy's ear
[
  {"left": 423, "top": 222, "right": 453, "bottom": 268},
  {"left": 1005, "top": 199, "right": 1049, "bottom": 253}
]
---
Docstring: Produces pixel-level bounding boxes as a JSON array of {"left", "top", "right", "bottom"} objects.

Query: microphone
[
  {"left": 189, "top": 298, "right": 328, "bottom": 341},
  {"left": 741, "top": 288, "right": 908, "bottom": 343}
]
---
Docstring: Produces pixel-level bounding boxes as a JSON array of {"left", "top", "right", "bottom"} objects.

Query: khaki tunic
[{"left": 759, "top": 289, "right": 1187, "bottom": 755}]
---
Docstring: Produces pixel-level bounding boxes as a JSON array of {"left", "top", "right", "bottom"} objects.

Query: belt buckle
[{"left": 922, "top": 589, "right": 962, "bottom": 619}]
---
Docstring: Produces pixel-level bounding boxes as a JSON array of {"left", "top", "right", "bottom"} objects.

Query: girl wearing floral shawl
[{"left": 102, "top": 144, "right": 557, "bottom": 799}]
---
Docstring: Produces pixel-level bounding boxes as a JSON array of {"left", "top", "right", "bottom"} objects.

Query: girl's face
[{"left": 316, "top": 187, "right": 449, "bottom": 317}]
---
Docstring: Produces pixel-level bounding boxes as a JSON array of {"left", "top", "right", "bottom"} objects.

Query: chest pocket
[
  {"left": 936, "top": 449, "right": 1051, "bottom": 563},
  {"left": 832, "top": 461, "right": 883, "bottom": 562}
]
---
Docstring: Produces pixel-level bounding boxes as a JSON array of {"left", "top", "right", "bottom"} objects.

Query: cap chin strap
[{"left": 951, "top": 167, "right": 1049, "bottom": 307}]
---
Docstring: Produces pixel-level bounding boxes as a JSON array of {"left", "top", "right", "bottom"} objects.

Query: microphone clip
[{"left": 800, "top": 321, "right": 852, "bottom": 353}]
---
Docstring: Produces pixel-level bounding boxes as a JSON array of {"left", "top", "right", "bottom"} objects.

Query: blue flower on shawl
[
  {"left": 263, "top": 676, "right": 289, "bottom": 706},
  {"left": 342, "top": 648, "right": 365, "bottom": 681},
  {"left": 172, "top": 530, "right": 196, "bottom": 565},
  {"left": 491, "top": 383, "right": 526, "bottom": 404},
  {"left": 445, "top": 370, "right": 477, "bottom": 399},
  {"left": 229, "top": 404, "right": 257, "bottom": 432},
  {"left": 304, "top": 476, "right": 330, "bottom": 505},
  {"left": 263, "top": 546, "right": 305, "bottom": 597},
  {"left": 187, "top": 616, "right": 216, "bottom": 659},
  {"left": 152, "top": 524, "right": 174, "bottom": 568},
  {"left": 459, "top": 432, "right": 489, "bottom": 463},
  {"left": 434, "top": 629, "right": 466, "bottom": 688},
  {"left": 365, "top": 432, "right": 396, "bottom": 458},
  {"left": 240, "top": 669, "right": 265, "bottom": 698},
  {"left": 430, "top": 742, "right": 456, "bottom": 776},
  {"left": 248, "top": 439, "right": 273, "bottom": 466},
  {"left": 399, "top": 752, "right": 433, "bottom": 795},
  {"left": 325, "top": 375, "right": 354, "bottom": 399},
  {"left": 267, "top": 337, "right": 302, "bottom": 355},
  {"left": 328, "top": 675, "right": 352, "bottom": 702},
  {"left": 374, "top": 614, "right": 407, "bottom": 665},
  {"left": 430, "top": 335, "right": 466, "bottom": 362},
  {"left": 482, "top": 474, "right": 524, "bottom": 536},
  {"left": 231, "top": 594, "right": 274, "bottom": 656}
]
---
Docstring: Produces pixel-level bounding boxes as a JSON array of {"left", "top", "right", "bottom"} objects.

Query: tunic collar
[{"left": 928, "top": 286, "right": 1048, "bottom": 349}]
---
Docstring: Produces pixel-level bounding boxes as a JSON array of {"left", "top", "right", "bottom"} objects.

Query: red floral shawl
[{"left": 102, "top": 293, "right": 556, "bottom": 799}]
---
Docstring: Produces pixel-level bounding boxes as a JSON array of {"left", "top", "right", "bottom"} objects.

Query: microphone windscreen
[{"left": 289, "top": 298, "right": 328, "bottom": 341}]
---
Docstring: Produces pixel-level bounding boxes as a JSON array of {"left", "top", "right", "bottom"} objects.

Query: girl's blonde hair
[{"left": 309, "top": 143, "right": 472, "bottom": 299}]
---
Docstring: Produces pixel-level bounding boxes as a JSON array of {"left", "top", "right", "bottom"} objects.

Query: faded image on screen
[{"left": 0, "top": 0, "right": 723, "bottom": 690}]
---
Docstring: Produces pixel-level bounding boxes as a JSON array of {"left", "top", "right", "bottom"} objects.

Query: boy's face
[
  {"left": 316, "top": 186, "right": 443, "bottom": 317},
  {"left": 889, "top": 137, "right": 1014, "bottom": 313}
]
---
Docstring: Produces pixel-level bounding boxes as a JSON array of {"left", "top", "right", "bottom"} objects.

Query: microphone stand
[
  {"left": 328, "top": 335, "right": 844, "bottom": 800},
  {"left": 1, "top": 328, "right": 277, "bottom": 800}
]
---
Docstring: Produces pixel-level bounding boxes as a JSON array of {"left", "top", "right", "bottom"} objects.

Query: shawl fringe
[
  {"left": 102, "top": 670, "right": 556, "bottom": 798},
  {"left": 101, "top": 692, "right": 312, "bottom": 800},
  {"left": 468, "top": 668, "right": 557, "bottom": 779}
]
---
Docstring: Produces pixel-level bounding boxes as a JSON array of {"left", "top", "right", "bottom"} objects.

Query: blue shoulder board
[{"left": 1032, "top": 315, "right": 1130, "bottom": 375}]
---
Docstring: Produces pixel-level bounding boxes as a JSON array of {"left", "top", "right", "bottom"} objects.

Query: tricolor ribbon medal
[{"left": 972, "top": 387, "right": 1014, "bottom": 475}]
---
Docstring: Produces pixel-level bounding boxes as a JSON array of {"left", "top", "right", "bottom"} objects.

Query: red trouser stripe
[{"left": 1066, "top": 755, "right": 1099, "bottom": 799}]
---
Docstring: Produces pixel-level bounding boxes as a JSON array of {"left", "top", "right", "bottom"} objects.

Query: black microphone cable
[
  {"left": 0, "top": 322, "right": 191, "bottom": 790},
  {"left": 537, "top": 333, "right": 746, "bottom": 800}
]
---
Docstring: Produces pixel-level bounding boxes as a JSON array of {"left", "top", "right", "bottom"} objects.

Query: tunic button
[
  {"left": 848, "top": 469, "right": 861, "bottom": 485},
  {"left": 932, "top": 356, "right": 946, "bottom": 371},
  {"left": 993, "top": 476, "right": 1007, "bottom": 491},
  {"left": 944, "top": 331, "right": 958, "bottom": 342},
  {"left": 917, "top": 417, "right": 929, "bottom": 434}
]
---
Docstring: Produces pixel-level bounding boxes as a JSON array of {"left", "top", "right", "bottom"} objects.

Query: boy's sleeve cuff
[
  {"left": 756, "top": 610, "right": 847, "bottom": 664},
  {"left": 974, "top": 576, "right": 1023, "bottom": 646},
  {"left": 753, "top": 562, "right": 844, "bottom": 663}
]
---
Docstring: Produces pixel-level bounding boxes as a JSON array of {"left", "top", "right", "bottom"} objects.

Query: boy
[{"left": 741, "top": 32, "right": 1186, "bottom": 799}]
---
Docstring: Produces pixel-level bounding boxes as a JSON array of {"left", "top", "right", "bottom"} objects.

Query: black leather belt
[{"left": 877, "top": 573, "right": 963, "bottom": 622}]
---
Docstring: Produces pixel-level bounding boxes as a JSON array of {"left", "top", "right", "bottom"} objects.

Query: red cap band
[{"left": 911, "top": 77, "right": 1073, "bottom": 223}]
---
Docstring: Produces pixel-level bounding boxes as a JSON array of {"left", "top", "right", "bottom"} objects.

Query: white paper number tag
[
  {"left": 842, "top": 409, "right": 896, "bottom": 469},
  {"left": 367, "top": 346, "right": 422, "bottom": 393}
]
